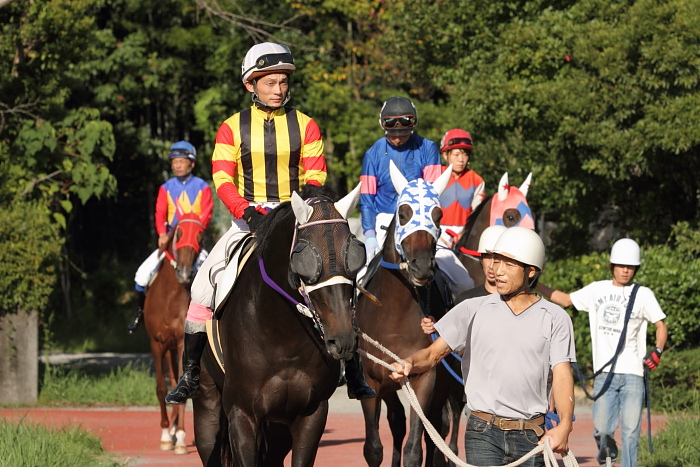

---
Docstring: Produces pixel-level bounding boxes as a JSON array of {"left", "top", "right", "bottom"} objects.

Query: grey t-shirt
[{"left": 435, "top": 293, "right": 576, "bottom": 419}]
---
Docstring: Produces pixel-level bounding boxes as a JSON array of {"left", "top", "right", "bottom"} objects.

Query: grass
[
  {"left": 38, "top": 362, "right": 159, "bottom": 407},
  {"left": 639, "top": 416, "right": 700, "bottom": 467},
  {"left": 0, "top": 418, "right": 122, "bottom": 467}
]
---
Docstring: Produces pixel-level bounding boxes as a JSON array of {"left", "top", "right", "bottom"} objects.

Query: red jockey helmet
[{"left": 440, "top": 129, "right": 474, "bottom": 153}]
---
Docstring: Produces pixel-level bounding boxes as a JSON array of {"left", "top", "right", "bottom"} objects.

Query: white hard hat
[
  {"left": 241, "top": 42, "right": 295, "bottom": 84},
  {"left": 477, "top": 225, "right": 507, "bottom": 254},
  {"left": 489, "top": 226, "right": 545, "bottom": 270},
  {"left": 610, "top": 238, "right": 641, "bottom": 266}
]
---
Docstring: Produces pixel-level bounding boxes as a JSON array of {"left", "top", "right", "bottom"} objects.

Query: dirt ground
[{"left": 1, "top": 386, "right": 666, "bottom": 467}]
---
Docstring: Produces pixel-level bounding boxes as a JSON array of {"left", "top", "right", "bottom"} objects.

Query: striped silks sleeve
[
  {"left": 212, "top": 115, "right": 249, "bottom": 218},
  {"left": 298, "top": 116, "right": 327, "bottom": 186}
]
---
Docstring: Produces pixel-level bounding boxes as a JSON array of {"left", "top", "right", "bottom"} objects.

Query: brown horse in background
[
  {"left": 143, "top": 211, "right": 204, "bottom": 454},
  {"left": 355, "top": 163, "right": 455, "bottom": 467}
]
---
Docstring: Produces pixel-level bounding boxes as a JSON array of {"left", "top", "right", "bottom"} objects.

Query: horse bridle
[
  {"left": 165, "top": 217, "right": 204, "bottom": 267},
  {"left": 259, "top": 199, "right": 364, "bottom": 340}
]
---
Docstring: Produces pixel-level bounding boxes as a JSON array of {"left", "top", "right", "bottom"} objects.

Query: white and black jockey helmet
[{"left": 241, "top": 42, "right": 296, "bottom": 110}]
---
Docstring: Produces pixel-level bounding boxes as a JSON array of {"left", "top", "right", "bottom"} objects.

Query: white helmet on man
[
  {"left": 610, "top": 238, "right": 641, "bottom": 266},
  {"left": 477, "top": 225, "right": 507, "bottom": 254},
  {"left": 241, "top": 42, "right": 296, "bottom": 84},
  {"left": 489, "top": 226, "right": 545, "bottom": 271}
]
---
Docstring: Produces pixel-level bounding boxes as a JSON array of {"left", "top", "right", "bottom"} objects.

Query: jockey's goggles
[
  {"left": 169, "top": 149, "right": 195, "bottom": 160},
  {"left": 382, "top": 115, "right": 416, "bottom": 129},
  {"left": 244, "top": 53, "right": 294, "bottom": 75},
  {"left": 444, "top": 137, "right": 473, "bottom": 148}
]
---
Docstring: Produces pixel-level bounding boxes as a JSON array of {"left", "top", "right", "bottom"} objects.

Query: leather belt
[{"left": 471, "top": 411, "right": 545, "bottom": 437}]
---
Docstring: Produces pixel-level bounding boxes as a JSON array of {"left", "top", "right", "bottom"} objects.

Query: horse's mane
[
  {"left": 462, "top": 193, "right": 494, "bottom": 237},
  {"left": 255, "top": 184, "right": 339, "bottom": 256}
]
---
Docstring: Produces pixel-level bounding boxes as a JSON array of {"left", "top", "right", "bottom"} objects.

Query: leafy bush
[
  {"left": 648, "top": 347, "right": 700, "bottom": 414},
  {"left": 540, "top": 226, "right": 700, "bottom": 374},
  {"left": 638, "top": 416, "right": 700, "bottom": 467},
  {"left": 0, "top": 200, "right": 62, "bottom": 313}
]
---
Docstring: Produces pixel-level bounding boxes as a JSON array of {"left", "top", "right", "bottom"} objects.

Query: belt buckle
[{"left": 496, "top": 418, "right": 513, "bottom": 431}]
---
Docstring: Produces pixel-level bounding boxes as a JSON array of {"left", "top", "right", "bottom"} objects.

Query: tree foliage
[
  {"left": 0, "top": 200, "right": 62, "bottom": 312},
  {"left": 0, "top": 0, "right": 698, "bottom": 348}
]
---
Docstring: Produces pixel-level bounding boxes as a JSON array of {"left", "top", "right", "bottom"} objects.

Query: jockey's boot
[
  {"left": 345, "top": 352, "right": 376, "bottom": 400},
  {"left": 127, "top": 291, "right": 146, "bottom": 335},
  {"left": 165, "top": 331, "right": 207, "bottom": 405}
]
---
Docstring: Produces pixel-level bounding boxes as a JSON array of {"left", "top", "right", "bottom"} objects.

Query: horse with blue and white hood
[{"left": 355, "top": 161, "right": 455, "bottom": 467}]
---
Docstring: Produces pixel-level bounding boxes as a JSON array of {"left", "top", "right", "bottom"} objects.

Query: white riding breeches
[
  {"left": 187, "top": 201, "right": 281, "bottom": 320},
  {"left": 357, "top": 212, "right": 395, "bottom": 282},
  {"left": 189, "top": 218, "right": 249, "bottom": 311},
  {"left": 374, "top": 212, "right": 394, "bottom": 248},
  {"left": 435, "top": 246, "right": 474, "bottom": 296},
  {"left": 134, "top": 248, "right": 209, "bottom": 290}
]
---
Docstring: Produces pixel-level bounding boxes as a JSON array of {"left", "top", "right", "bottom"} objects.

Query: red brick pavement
[{"left": 1, "top": 399, "right": 665, "bottom": 466}]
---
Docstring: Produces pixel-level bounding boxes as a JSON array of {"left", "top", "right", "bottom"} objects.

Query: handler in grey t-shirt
[{"left": 390, "top": 227, "right": 576, "bottom": 467}]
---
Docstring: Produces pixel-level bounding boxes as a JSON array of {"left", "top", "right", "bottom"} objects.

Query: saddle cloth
[{"left": 213, "top": 235, "right": 257, "bottom": 314}]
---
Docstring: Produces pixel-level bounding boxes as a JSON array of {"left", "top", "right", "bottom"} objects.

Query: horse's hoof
[
  {"left": 159, "top": 441, "right": 174, "bottom": 451},
  {"left": 173, "top": 445, "right": 188, "bottom": 455}
]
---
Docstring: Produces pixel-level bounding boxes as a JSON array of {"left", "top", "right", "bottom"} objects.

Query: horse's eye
[
  {"left": 432, "top": 207, "right": 443, "bottom": 225},
  {"left": 398, "top": 204, "right": 413, "bottom": 226}
]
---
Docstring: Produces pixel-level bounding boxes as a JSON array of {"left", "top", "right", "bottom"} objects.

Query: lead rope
[{"left": 357, "top": 331, "right": 580, "bottom": 467}]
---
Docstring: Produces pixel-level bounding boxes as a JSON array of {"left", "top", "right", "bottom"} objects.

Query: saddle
[
  {"left": 213, "top": 234, "right": 257, "bottom": 316},
  {"left": 206, "top": 234, "right": 257, "bottom": 373}
]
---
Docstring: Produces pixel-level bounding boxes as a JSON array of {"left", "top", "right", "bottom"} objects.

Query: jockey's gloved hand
[
  {"left": 643, "top": 347, "right": 663, "bottom": 370},
  {"left": 364, "top": 237, "right": 379, "bottom": 264},
  {"left": 243, "top": 206, "right": 267, "bottom": 233}
]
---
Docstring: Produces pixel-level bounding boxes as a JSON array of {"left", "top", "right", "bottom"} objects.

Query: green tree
[{"left": 427, "top": 0, "right": 700, "bottom": 255}]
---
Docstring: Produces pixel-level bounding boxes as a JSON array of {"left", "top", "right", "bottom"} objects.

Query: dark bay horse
[
  {"left": 455, "top": 172, "right": 533, "bottom": 286},
  {"left": 192, "top": 184, "right": 365, "bottom": 466},
  {"left": 355, "top": 162, "right": 454, "bottom": 467},
  {"left": 143, "top": 211, "right": 204, "bottom": 454}
]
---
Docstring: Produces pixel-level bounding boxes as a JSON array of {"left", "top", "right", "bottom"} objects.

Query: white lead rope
[{"left": 358, "top": 332, "right": 580, "bottom": 467}]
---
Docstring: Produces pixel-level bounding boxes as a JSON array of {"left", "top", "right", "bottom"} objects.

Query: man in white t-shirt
[
  {"left": 390, "top": 227, "right": 576, "bottom": 467},
  {"left": 537, "top": 238, "right": 668, "bottom": 467}
]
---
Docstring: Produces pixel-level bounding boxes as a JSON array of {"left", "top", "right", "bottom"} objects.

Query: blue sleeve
[{"left": 426, "top": 139, "right": 440, "bottom": 165}]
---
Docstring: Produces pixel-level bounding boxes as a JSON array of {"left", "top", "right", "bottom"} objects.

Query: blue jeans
[
  {"left": 592, "top": 373, "right": 645, "bottom": 467},
  {"left": 465, "top": 415, "right": 544, "bottom": 467}
]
